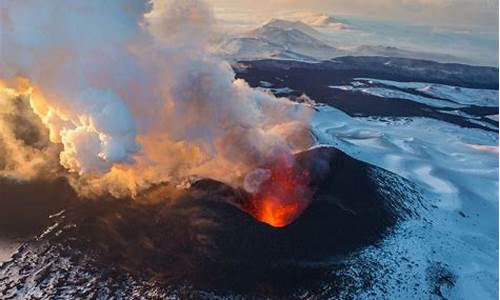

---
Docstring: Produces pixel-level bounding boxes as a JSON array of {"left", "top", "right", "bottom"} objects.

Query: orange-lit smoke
[{"left": 0, "top": 0, "right": 313, "bottom": 200}]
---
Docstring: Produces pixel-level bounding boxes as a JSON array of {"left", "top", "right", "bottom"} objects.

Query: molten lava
[{"left": 243, "top": 156, "right": 311, "bottom": 228}]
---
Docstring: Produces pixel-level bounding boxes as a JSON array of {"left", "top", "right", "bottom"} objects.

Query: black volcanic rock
[
  {"left": 235, "top": 57, "right": 498, "bottom": 89},
  {"left": 234, "top": 57, "right": 498, "bottom": 132},
  {"left": 0, "top": 177, "right": 75, "bottom": 237},
  {"left": 0, "top": 147, "right": 424, "bottom": 298}
]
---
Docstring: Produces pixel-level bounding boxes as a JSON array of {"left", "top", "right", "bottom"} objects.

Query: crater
[{"left": 0, "top": 147, "right": 424, "bottom": 297}]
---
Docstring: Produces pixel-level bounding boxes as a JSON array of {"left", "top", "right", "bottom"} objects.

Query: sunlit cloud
[{"left": 208, "top": 0, "right": 498, "bottom": 29}]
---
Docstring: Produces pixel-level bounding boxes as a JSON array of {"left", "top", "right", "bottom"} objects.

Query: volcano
[{"left": 0, "top": 146, "right": 424, "bottom": 299}]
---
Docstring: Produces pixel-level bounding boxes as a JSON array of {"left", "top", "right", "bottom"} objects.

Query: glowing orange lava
[
  {"left": 244, "top": 156, "right": 311, "bottom": 228},
  {"left": 254, "top": 195, "right": 302, "bottom": 227}
]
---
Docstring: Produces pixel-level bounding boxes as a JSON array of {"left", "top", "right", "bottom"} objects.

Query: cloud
[
  {"left": 0, "top": 0, "right": 312, "bottom": 197},
  {"left": 0, "top": 84, "right": 61, "bottom": 181}
]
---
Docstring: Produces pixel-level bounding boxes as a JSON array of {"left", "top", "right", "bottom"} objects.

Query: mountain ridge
[{"left": 215, "top": 18, "right": 469, "bottom": 65}]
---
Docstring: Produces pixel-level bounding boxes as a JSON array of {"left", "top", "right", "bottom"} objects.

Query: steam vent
[{"left": 0, "top": 147, "right": 424, "bottom": 298}]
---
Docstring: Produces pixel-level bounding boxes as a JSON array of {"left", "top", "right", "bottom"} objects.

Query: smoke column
[{"left": 0, "top": 0, "right": 312, "bottom": 196}]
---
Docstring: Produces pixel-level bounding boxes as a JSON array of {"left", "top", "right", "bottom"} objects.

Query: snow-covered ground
[
  {"left": 329, "top": 79, "right": 499, "bottom": 108},
  {"left": 357, "top": 79, "right": 499, "bottom": 107},
  {"left": 309, "top": 101, "right": 498, "bottom": 298},
  {"left": 328, "top": 84, "right": 466, "bottom": 109}
]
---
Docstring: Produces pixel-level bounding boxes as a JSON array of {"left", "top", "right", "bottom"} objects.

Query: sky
[{"left": 208, "top": 0, "right": 499, "bottom": 31}]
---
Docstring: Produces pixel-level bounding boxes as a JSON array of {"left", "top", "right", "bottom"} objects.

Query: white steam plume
[
  {"left": 0, "top": 0, "right": 312, "bottom": 196},
  {"left": 0, "top": 0, "right": 145, "bottom": 174}
]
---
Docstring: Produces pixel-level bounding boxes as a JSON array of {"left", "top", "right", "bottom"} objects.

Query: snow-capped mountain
[
  {"left": 215, "top": 19, "right": 465, "bottom": 64},
  {"left": 254, "top": 18, "right": 326, "bottom": 39},
  {"left": 216, "top": 19, "right": 341, "bottom": 61}
]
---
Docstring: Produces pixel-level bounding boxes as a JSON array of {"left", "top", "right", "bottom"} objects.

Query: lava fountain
[{"left": 241, "top": 155, "right": 311, "bottom": 227}]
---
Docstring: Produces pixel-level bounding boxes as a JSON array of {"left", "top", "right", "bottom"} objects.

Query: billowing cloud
[{"left": 0, "top": 0, "right": 312, "bottom": 197}]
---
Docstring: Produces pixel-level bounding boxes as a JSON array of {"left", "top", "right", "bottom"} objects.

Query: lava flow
[{"left": 243, "top": 156, "right": 311, "bottom": 228}]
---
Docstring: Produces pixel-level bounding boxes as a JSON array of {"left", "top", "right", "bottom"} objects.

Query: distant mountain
[
  {"left": 216, "top": 19, "right": 342, "bottom": 62},
  {"left": 255, "top": 19, "right": 325, "bottom": 39},
  {"left": 215, "top": 19, "right": 465, "bottom": 64}
]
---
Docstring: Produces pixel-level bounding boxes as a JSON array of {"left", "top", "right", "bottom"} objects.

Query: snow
[
  {"left": 486, "top": 115, "right": 499, "bottom": 122},
  {"left": 214, "top": 10, "right": 498, "bottom": 66},
  {"left": 216, "top": 18, "right": 467, "bottom": 64},
  {"left": 310, "top": 103, "right": 498, "bottom": 299},
  {"left": 270, "top": 87, "right": 295, "bottom": 94},
  {"left": 258, "top": 81, "right": 273, "bottom": 88},
  {"left": 329, "top": 84, "right": 466, "bottom": 108},
  {"left": 356, "top": 78, "right": 499, "bottom": 107},
  {"left": 330, "top": 78, "right": 499, "bottom": 109}
]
